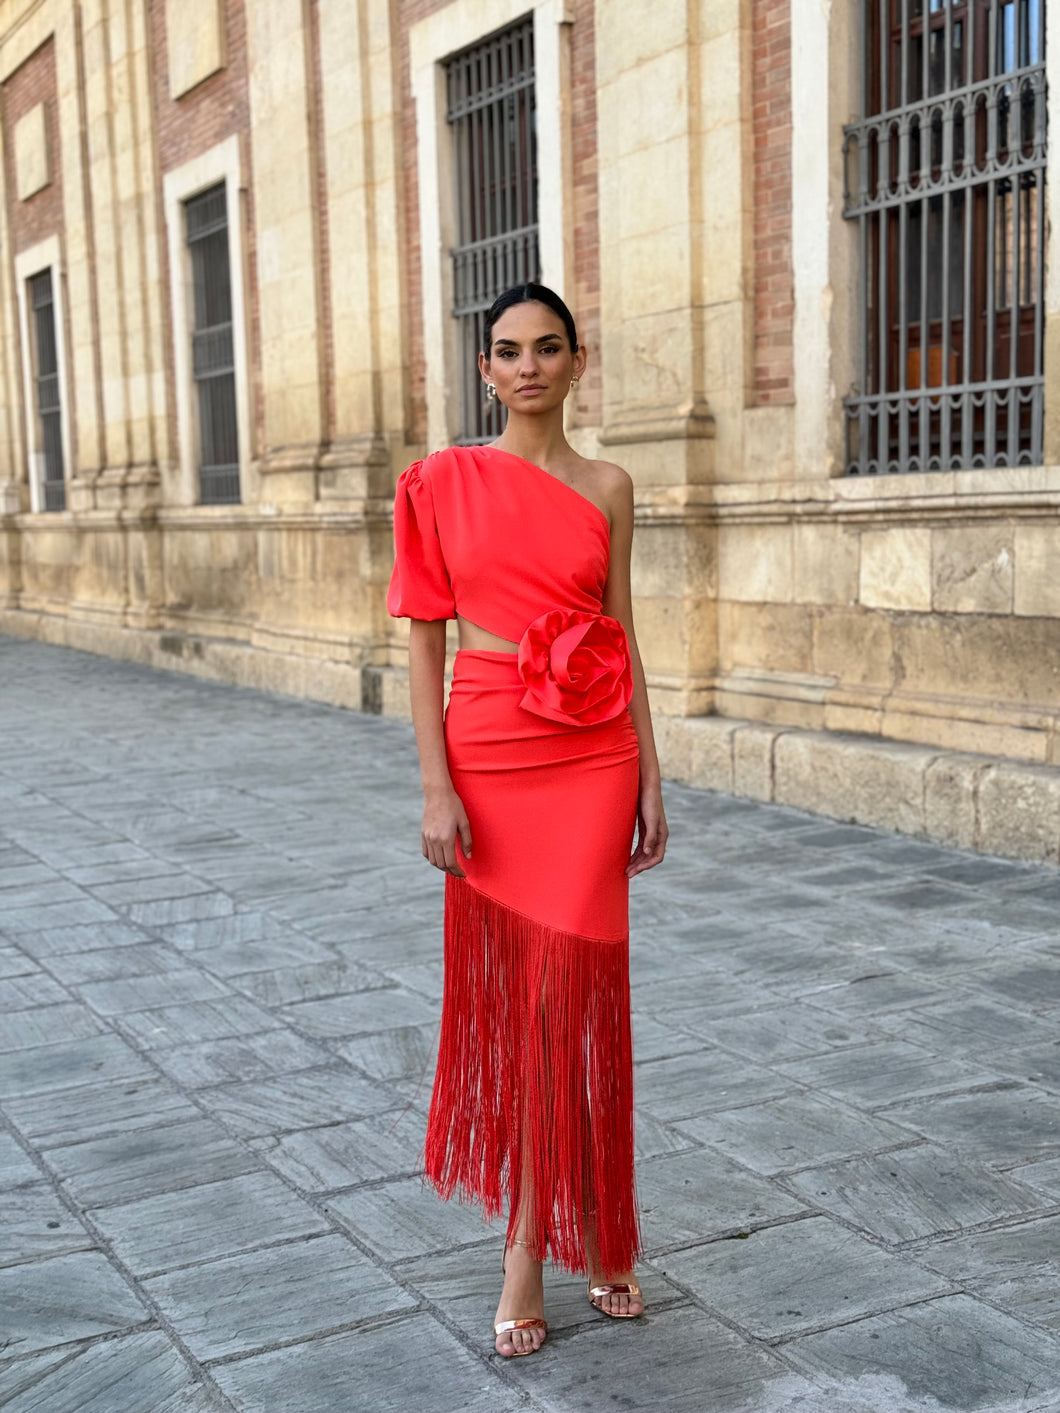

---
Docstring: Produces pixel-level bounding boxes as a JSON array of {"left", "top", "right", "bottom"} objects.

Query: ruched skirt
[{"left": 424, "top": 649, "right": 641, "bottom": 1275}]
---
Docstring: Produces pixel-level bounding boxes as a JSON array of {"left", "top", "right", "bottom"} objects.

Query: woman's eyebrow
[{"left": 492, "top": 333, "right": 565, "bottom": 347}]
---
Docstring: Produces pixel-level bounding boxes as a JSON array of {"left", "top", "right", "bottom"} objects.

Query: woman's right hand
[{"left": 422, "top": 788, "right": 473, "bottom": 877}]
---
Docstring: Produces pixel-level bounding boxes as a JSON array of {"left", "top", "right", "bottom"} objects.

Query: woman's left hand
[{"left": 626, "top": 780, "right": 668, "bottom": 878}]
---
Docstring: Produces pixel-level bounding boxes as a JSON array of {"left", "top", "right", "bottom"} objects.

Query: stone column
[
  {"left": 245, "top": 0, "right": 325, "bottom": 505},
  {"left": 595, "top": 0, "right": 753, "bottom": 715},
  {"left": 316, "top": 0, "right": 404, "bottom": 504}
]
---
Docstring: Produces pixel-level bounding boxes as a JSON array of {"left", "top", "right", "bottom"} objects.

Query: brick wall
[
  {"left": 147, "top": 0, "right": 261, "bottom": 449},
  {"left": 397, "top": 0, "right": 602, "bottom": 442},
  {"left": 568, "top": 0, "right": 600, "bottom": 428},
  {"left": 1, "top": 38, "right": 63, "bottom": 257},
  {"left": 751, "top": 0, "right": 794, "bottom": 405}
]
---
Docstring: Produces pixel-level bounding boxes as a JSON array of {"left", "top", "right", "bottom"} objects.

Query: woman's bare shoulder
[{"left": 578, "top": 457, "right": 632, "bottom": 514}]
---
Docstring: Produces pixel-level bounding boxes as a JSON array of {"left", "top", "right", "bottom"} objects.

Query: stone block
[
  {"left": 773, "top": 730, "right": 933, "bottom": 836},
  {"left": 793, "top": 521, "right": 860, "bottom": 605},
  {"left": 717, "top": 523, "right": 793, "bottom": 604},
  {"left": 732, "top": 723, "right": 779, "bottom": 800},
  {"left": 977, "top": 763, "right": 1060, "bottom": 863},
  {"left": 14, "top": 103, "right": 49, "bottom": 200},
  {"left": 719, "top": 603, "right": 813, "bottom": 675},
  {"left": 859, "top": 526, "right": 932, "bottom": 610},
  {"left": 637, "top": 1148, "right": 809, "bottom": 1252},
  {"left": 932, "top": 524, "right": 1014, "bottom": 613},
  {"left": 892, "top": 611, "right": 1060, "bottom": 708},
  {"left": 166, "top": 0, "right": 224, "bottom": 98},
  {"left": 814, "top": 604, "right": 898, "bottom": 686},
  {"left": 1014, "top": 523, "right": 1060, "bottom": 617},
  {"left": 686, "top": 715, "right": 737, "bottom": 791}
]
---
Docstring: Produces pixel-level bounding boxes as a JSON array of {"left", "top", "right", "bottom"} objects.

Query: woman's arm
[
  {"left": 408, "top": 618, "right": 471, "bottom": 876},
  {"left": 600, "top": 469, "right": 669, "bottom": 878}
]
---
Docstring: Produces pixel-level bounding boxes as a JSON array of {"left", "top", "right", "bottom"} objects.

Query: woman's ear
[
  {"left": 572, "top": 342, "right": 588, "bottom": 383},
  {"left": 478, "top": 350, "right": 491, "bottom": 384}
]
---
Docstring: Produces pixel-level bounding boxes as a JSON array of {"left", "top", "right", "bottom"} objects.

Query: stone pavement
[{"left": 1, "top": 637, "right": 1059, "bottom": 1413}]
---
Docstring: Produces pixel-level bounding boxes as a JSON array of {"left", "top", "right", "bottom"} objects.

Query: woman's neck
[{"left": 490, "top": 410, "right": 573, "bottom": 473}]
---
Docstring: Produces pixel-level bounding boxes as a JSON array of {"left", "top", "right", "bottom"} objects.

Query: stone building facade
[{"left": 0, "top": 0, "right": 1058, "bottom": 859}]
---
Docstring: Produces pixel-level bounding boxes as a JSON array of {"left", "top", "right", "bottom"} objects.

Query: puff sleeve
[{"left": 386, "top": 462, "right": 457, "bottom": 621}]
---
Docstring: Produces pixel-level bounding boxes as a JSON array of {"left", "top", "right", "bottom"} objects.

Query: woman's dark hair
[{"left": 482, "top": 283, "right": 578, "bottom": 359}]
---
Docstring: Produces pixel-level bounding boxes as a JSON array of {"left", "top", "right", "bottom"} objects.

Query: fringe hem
[{"left": 424, "top": 875, "right": 640, "bottom": 1276}]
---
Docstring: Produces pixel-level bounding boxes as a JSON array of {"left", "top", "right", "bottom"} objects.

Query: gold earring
[
  {"left": 486, "top": 383, "right": 497, "bottom": 403},
  {"left": 569, "top": 377, "right": 579, "bottom": 392}
]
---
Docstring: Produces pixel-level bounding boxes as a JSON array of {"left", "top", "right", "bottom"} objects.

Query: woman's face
[{"left": 479, "top": 301, "right": 585, "bottom": 414}]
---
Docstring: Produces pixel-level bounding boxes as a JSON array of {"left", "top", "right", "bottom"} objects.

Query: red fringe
[{"left": 424, "top": 875, "right": 640, "bottom": 1276}]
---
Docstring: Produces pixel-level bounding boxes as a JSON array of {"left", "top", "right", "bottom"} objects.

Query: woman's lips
[{"left": 517, "top": 386, "right": 545, "bottom": 395}]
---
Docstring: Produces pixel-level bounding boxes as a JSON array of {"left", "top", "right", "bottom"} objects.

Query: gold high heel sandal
[
  {"left": 494, "top": 1239, "right": 547, "bottom": 1357},
  {"left": 587, "top": 1276, "right": 643, "bottom": 1318}
]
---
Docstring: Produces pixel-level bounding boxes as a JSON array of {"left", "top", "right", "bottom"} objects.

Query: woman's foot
[
  {"left": 587, "top": 1269, "right": 644, "bottom": 1318},
  {"left": 494, "top": 1240, "right": 547, "bottom": 1356}
]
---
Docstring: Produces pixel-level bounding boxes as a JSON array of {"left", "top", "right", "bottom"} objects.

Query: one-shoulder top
[{"left": 386, "top": 445, "right": 610, "bottom": 643}]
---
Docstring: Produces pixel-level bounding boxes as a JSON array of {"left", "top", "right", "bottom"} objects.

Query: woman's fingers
[{"left": 457, "top": 816, "right": 473, "bottom": 859}]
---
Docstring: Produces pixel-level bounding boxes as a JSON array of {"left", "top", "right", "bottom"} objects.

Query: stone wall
[{"left": 0, "top": 0, "right": 1057, "bottom": 862}]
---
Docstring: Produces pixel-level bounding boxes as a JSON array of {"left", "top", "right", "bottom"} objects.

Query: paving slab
[
  {"left": 4, "top": 637, "right": 1060, "bottom": 1411},
  {"left": 43, "top": 1116, "right": 261, "bottom": 1206},
  {"left": 193, "top": 1064, "right": 399, "bottom": 1137},
  {"left": 680, "top": 1092, "right": 917, "bottom": 1174},
  {"left": 882, "top": 1085, "right": 1060, "bottom": 1165},
  {"left": 210, "top": 1316, "right": 525, "bottom": 1413},
  {"left": 0, "top": 1003, "right": 107, "bottom": 1052},
  {"left": 780, "top": 1144, "right": 1048, "bottom": 1245},
  {"left": 0, "top": 1330, "right": 228, "bottom": 1413},
  {"left": 143, "top": 1232, "right": 416, "bottom": 1361},
  {"left": 1, "top": 1075, "right": 199, "bottom": 1147},
  {"left": 913, "top": 1214, "right": 1060, "bottom": 1332},
  {"left": 657, "top": 1215, "right": 950, "bottom": 1338},
  {"left": 0, "top": 1182, "right": 95, "bottom": 1266},
  {"left": 88, "top": 1170, "right": 330, "bottom": 1275},
  {"left": 0, "top": 1033, "right": 154, "bottom": 1096},
  {"left": 0, "top": 1249, "right": 150, "bottom": 1356},
  {"left": 788, "top": 1295, "right": 1060, "bottom": 1410},
  {"left": 248, "top": 1109, "right": 426, "bottom": 1191}
]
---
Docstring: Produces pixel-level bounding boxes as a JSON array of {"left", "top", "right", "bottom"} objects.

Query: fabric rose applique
[{"left": 517, "top": 609, "right": 634, "bottom": 726}]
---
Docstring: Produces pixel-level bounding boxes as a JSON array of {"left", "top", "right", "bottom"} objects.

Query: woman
[{"left": 387, "top": 283, "right": 667, "bottom": 1358}]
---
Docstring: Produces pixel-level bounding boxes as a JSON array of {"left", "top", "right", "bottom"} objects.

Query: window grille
[
  {"left": 446, "top": 17, "right": 540, "bottom": 443},
  {"left": 843, "top": 0, "right": 1047, "bottom": 473},
  {"left": 185, "top": 183, "right": 240, "bottom": 504},
  {"left": 30, "top": 269, "right": 65, "bottom": 512}
]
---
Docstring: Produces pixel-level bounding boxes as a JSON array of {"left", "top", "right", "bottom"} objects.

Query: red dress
[{"left": 387, "top": 444, "right": 640, "bottom": 1275}]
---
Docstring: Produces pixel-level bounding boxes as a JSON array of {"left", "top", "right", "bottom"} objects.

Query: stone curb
[{"left": 654, "top": 714, "right": 1060, "bottom": 864}]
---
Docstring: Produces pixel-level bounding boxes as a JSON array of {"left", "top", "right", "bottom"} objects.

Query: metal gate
[
  {"left": 446, "top": 17, "right": 540, "bottom": 443},
  {"left": 186, "top": 183, "right": 240, "bottom": 504},
  {"left": 30, "top": 269, "right": 65, "bottom": 512},
  {"left": 843, "top": 0, "right": 1047, "bottom": 473}
]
